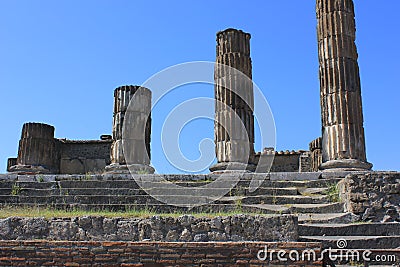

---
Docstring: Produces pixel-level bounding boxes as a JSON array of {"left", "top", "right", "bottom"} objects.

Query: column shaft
[
  {"left": 211, "top": 28, "right": 255, "bottom": 172},
  {"left": 10, "top": 123, "right": 59, "bottom": 173},
  {"left": 317, "top": 0, "right": 372, "bottom": 170},
  {"left": 106, "top": 85, "right": 153, "bottom": 174}
]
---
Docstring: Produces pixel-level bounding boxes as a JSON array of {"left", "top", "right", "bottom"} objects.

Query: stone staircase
[
  {"left": 299, "top": 223, "right": 400, "bottom": 248},
  {"left": 299, "top": 222, "right": 400, "bottom": 266},
  {"left": 1, "top": 172, "right": 399, "bottom": 257},
  {"left": 0, "top": 173, "right": 343, "bottom": 215}
]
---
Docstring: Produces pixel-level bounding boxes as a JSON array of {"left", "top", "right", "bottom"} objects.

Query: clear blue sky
[{"left": 1, "top": 1, "right": 399, "bottom": 173}]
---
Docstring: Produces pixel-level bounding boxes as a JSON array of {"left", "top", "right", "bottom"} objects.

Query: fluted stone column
[
  {"left": 317, "top": 0, "right": 372, "bottom": 171},
  {"left": 309, "top": 137, "right": 322, "bottom": 172},
  {"left": 210, "top": 28, "right": 255, "bottom": 172},
  {"left": 105, "top": 85, "right": 154, "bottom": 174},
  {"left": 9, "top": 123, "right": 59, "bottom": 174},
  {"left": 6, "top": 158, "right": 17, "bottom": 172}
]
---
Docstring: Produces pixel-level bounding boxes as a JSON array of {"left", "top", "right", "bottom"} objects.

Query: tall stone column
[
  {"left": 9, "top": 123, "right": 59, "bottom": 174},
  {"left": 210, "top": 28, "right": 255, "bottom": 172},
  {"left": 317, "top": 0, "right": 372, "bottom": 171},
  {"left": 105, "top": 85, "right": 154, "bottom": 174}
]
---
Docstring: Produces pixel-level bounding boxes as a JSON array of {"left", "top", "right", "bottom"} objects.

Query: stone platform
[
  {"left": 0, "top": 171, "right": 399, "bottom": 266},
  {"left": 0, "top": 172, "right": 343, "bottom": 215}
]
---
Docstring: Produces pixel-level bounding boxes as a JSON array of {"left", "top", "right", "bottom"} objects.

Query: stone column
[
  {"left": 309, "top": 137, "right": 322, "bottom": 172},
  {"left": 9, "top": 123, "right": 59, "bottom": 174},
  {"left": 317, "top": 0, "right": 372, "bottom": 171},
  {"left": 210, "top": 28, "right": 255, "bottom": 172},
  {"left": 6, "top": 158, "right": 17, "bottom": 172},
  {"left": 105, "top": 85, "right": 154, "bottom": 174}
]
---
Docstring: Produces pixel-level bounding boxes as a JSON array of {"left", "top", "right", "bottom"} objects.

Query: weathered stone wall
[
  {"left": 0, "top": 240, "right": 322, "bottom": 266},
  {"left": 58, "top": 140, "right": 112, "bottom": 174},
  {"left": 254, "top": 150, "right": 307, "bottom": 172},
  {"left": 0, "top": 215, "right": 298, "bottom": 242},
  {"left": 7, "top": 123, "right": 112, "bottom": 174},
  {"left": 271, "top": 153, "right": 300, "bottom": 172},
  {"left": 338, "top": 172, "right": 400, "bottom": 222}
]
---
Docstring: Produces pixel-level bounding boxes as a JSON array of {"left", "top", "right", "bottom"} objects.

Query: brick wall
[{"left": 0, "top": 241, "right": 322, "bottom": 266}]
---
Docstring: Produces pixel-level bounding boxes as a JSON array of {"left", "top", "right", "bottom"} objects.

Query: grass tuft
[
  {"left": 0, "top": 206, "right": 263, "bottom": 219},
  {"left": 324, "top": 183, "right": 340, "bottom": 203}
]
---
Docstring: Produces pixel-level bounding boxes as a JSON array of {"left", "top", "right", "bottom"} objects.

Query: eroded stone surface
[
  {"left": 106, "top": 85, "right": 154, "bottom": 174},
  {"left": 10, "top": 123, "right": 58, "bottom": 174},
  {"left": 316, "top": 0, "right": 372, "bottom": 171},
  {"left": 212, "top": 28, "right": 255, "bottom": 171},
  {"left": 338, "top": 172, "right": 400, "bottom": 222},
  {"left": 0, "top": 215, "right": 298, "bottom": 242}
]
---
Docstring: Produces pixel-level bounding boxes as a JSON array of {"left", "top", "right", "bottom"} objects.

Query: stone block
[
  {"left": 339, "top": 172, "right": 400, "bottom": 222},
  {"left": 269, "top": 172, "right": 321, "bottom": 181},
  {"left": 0, "top": 174, "right": 17, "bottom": 181}
]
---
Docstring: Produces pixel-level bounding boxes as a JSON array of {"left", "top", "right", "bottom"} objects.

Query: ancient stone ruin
[
  {"left": 0, "top": 0, "right": 399, "bottom": 266},
  {"left": 317, "top": 0, "right": 372, "bottom": 171},
  {"left": 8, "top": 122, "right": 112, "bottom": 174},
  {"left": 5, "top": 4, "right": 375, "bottom": 174},
  {"left": 105, "top": 85, "right": 154, "bottom": 174},
  {"left": 210, "top": 28, "right": 256, "bottom": 172}
]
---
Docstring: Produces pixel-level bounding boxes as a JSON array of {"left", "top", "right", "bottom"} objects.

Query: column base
[
  {"left": 319, "top": 159, "right": 373, "bottom": 172},
  {"left": 105, "top": 163, "right": 155, "bottom": 174},
  {"left": 209, "top": 162, "right": 256, "bottom": 173},
  {"left": 8, "top": 165, "right": 52, "bottom": 174}
]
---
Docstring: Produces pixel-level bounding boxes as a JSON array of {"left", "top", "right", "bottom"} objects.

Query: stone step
[
  {"left": 7, "top": 188, "right": 149, "bottom": 197},
  {"left": 145, "top": 187, "right": 302, "bottom": 197},
  {"left": 0, "top": 178, "right": 342, "bottom": 191},
  {"left": 0, "top": 201, "right": 344, "bottom": 215},
  {"left": 300, "top": 235, "right": 400, "bottom": 249},
  {"left": 2, "top": 172, "right": 329, "bottom": 182},
  {"left": 0, "top": 192, "right": 334, "bottom": 206},
  {"left": 299, "top": 223, "right": 400, "bottom": 237},
  {"left": 297, "top": 187, "right": 328, "bottom": 196},
  {"left": 0, "top": 195, "right": 18, "bottom": 203},
  {"left": 268, "top": 172, "right": 321, "bottom": 181},
  {"left": 0, "top": 195, "right": 206, "bottom": 205},
  {"left": 0, "top": 187, "right": 299, "bottom": 196},
  {"left": 186, "top": 179, "right": 337, "bottom": 189},
  {"left": 244, "top": 203, "right": 344, "bottom": 214},
  {"left": 0, "top": 181, "right": 59, "bottom": 190},
  {"left": 217, "top": 195, "right": 331, "bottom": 205},
  {"left": 159, "top": 178, "right": 341, "bottom": 189},
  {"left": 0, "top": 189, "right": 11, "bottom": 195},
  {"left": 297, "top": 213, "right": 359, "bottom": 224}
]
